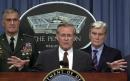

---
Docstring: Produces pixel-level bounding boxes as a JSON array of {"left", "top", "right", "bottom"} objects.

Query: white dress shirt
[
  {"left": 6, "top": 33, "right": 18, "bottom": 50},
  {"left": 58, "top": 47, "right": 73, "bottom": 69}
]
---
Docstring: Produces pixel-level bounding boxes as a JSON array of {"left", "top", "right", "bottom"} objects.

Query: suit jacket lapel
[
  {"left": 52, "top": 48, "right": 60, "bottom": 68},
  {"left": 72, "top": 49, "right": 78, "bottom": 70},
  {"left": 87, "top": 45, "right": 92, "bottom": 58},
  {"left": 97, "top": 45, "right": 107, "bottom": 70}
]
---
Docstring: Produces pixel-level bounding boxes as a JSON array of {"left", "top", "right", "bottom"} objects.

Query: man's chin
[
  {"left": 8, "top": 31, "right": 18, "bottom": 35},
  {"left": 93, "top": 44, "right": 102, "bottom": 48},
  {"left": 62, "top": 47, "right": 71, "bottom": 51}
]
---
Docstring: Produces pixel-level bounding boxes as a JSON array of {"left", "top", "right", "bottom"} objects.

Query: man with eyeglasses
[{"left": 0, "top": 8, "right": 39, "bottom": 72}]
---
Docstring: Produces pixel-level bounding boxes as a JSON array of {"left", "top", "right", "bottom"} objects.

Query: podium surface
[{"left": 0, "top": 72, "right": 127, "bottom": 81}]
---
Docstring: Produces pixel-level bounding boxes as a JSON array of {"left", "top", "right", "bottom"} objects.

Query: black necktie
[
  {"left": 93, "top": 50, "right": 98, "bottom": 68},
  {"left": 63, "top": 51, "right": 69, "bottom": 68},
  {"left": 10, "top": 37, "right": 15, "bottom": 52}
]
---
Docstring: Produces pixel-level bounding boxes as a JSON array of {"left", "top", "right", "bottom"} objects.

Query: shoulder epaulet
[{"left": 22, "top": 33, "right": 34, "bottom": 38}]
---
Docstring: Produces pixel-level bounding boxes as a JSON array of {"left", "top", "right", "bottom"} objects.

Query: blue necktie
[{"left": 93, "top": 50, "right": 98, "bottom": 68}]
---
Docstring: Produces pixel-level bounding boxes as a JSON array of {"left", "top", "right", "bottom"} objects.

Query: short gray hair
[
  {"left": 2, "top": 8, "right": 20, "bottom": 19},
  {"left": 56, "top": 22, "right": 76, "bottom": 35},
  {"left": 90, "top": 21, "right": 107, "bottom": 34}
]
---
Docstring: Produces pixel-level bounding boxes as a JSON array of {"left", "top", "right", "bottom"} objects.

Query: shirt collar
[
  {"left": 59, "top": 46, "right": 73, "bottom": 54},
  {"left": 6, "top": 33, "right": 18, "bottom": 42},
  {"left": 91, "top": 44, "right": 104, "bottom": 52}
]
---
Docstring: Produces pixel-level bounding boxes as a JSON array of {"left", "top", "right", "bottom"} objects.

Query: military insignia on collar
[
  {"left": 21, "top": 42, "right": 32, "bottom": 59},
  {"left": 43, "top": 68, "right": 85, "bottom": 81}
]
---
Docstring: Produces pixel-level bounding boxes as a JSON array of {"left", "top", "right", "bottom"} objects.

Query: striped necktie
[{"left": 93, "top": 50, "right": 98, "bottom": 69}]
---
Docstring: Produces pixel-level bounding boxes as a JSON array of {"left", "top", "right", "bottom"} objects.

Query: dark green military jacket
[{"left": 0, "top": 33, "right": 39, "bottom": 72}]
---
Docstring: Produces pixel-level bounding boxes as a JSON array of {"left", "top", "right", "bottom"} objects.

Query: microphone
[
  {"left": 60, "top": 61, "right": 64, "bottom": 66},
  {"left": 59, "top": 61, "right": 68, "bottom": 67}
]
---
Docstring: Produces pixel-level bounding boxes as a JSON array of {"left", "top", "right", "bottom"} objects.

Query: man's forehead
[{"left": 4, "top": 13, "right": 19, "bottom": 18}]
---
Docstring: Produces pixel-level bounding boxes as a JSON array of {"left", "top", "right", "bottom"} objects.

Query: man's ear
[
  {"left": 2, "top": 20, "right": 4, "bottom": 27},
  {"left": 88, "top": 32, "right": 91, "bottom": 40},
  {"left": 104, "top": 34, "right": 107, "bottom": 41},
  {"left": 73, "top": 36, "right": 76, "bottom": 41}
]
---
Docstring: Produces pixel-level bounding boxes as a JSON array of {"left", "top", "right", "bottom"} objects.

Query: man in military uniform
[{"left": 0, "top": 8, "right": 38, "bottom": 71}]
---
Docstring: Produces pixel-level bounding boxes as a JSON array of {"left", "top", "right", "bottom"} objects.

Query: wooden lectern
[{"left": 0, "top": 72, "right": 127, "bottom": 81}]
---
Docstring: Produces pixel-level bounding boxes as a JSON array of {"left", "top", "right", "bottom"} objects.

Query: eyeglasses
[
  {"left": 59, "top": 34, "right": 74, "bottom": 38},
  {"left": 5, "top": 18, "right": 19, "bottom": 22}
]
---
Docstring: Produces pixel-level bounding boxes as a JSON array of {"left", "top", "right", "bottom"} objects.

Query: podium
[{"left": 0, "top": 72, "right": 127, "bottom": 81}]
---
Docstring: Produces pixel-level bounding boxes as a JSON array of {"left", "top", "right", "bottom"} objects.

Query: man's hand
[
  {"left": 107, "top": 59, "right": 127, "bottom": 71},
  {"left": 7, "top": 56, "right": 30, "bottom": 69}
]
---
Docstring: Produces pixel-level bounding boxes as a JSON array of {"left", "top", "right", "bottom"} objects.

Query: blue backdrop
[{"left": 0, "top": 0, "right": 130, "bottom": 56}]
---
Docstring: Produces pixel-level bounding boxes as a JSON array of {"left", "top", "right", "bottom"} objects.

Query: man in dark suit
[
  {"left": 0, "top": 8, "right": 38, "bottom": 71},
  {"left": 35, "top": 23, "right": 94, "bottom": 72},
  {"left": 82, "top": 21, "right": 122, "bottom": 72}
]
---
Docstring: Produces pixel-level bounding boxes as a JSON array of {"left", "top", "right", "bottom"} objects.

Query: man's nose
[
  {"left": 95, "top": 34, "right": 100, "bottom": 39},
  {"left": 10, "top": 20, "right": 15, "bottom": 24},
  {"left": 64, "top": 36, "right": 69, "bottom": 40}
]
